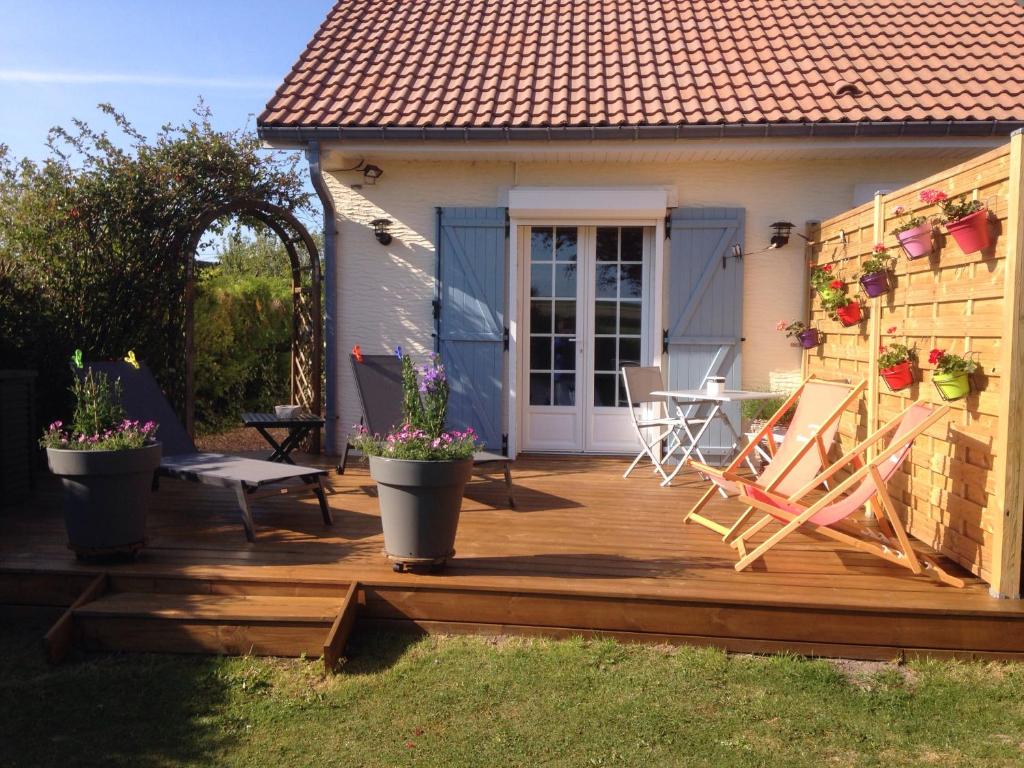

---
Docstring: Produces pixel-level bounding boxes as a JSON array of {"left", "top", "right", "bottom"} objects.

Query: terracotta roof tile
[{"left": 260, "top": 0, "right": 1024, "bottom": 130}]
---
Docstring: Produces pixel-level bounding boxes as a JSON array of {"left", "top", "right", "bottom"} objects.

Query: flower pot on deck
[
  {"left": 369, "top": 455, "right": 472, "bottom": 572},
  {"left": 835, "top": 302, "right": 863, "bottom": 327},
  {"left": 944, "top": 209, "right": 990, "bottom": 254},
  {"left": 932, "top": 371, "right": 971, "bottom": 402},
  {"left": 46, "top": 442, "right": 161, "bottom": 559},
  {"left": 880, "top": 361, "right": 914, "bottom": 392},
  {"left": 797, "top": 329, "right": 820, "bottom": 349},
  {"left": 859, "top": 271, "right": 890, "bottom": 298},
  {"left": 897, "top": 223, "right": 933, "bottom": 260}
]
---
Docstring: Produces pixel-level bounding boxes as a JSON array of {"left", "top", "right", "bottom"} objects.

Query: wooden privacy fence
[{"left": 803, "top": 133, "right": 1024, "bottom": 597}]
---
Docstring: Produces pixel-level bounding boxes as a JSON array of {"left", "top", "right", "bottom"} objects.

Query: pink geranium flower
[{"left": 920, "top": 188, "right": 948, "bottom": 205}]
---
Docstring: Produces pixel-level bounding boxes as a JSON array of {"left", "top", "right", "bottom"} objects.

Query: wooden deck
[{"left": 4, "top": 454, "right": 1024, "bottom": 662}]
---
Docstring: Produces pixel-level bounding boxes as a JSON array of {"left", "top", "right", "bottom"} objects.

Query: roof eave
[{"left": 257, "top": 120, "right": 1024, "bottom": 146}]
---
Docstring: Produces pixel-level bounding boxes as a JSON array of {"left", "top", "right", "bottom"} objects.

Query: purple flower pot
[
  {"left": 859, "top": 271, "right": 890, "bottom": 298},
  {"left": 797, "top": 329, "right": 820, "bottom": 349},
  {"left": 897, "top": 222, "right": 932, "bottom": 260}
]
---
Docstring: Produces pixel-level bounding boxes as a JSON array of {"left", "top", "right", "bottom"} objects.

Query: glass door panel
[
  {"left": 528, "top": 227, "right": 577, "bottom": 407},
  {"left": 592, "top": 226, "right": 644, "bottom": 409}
]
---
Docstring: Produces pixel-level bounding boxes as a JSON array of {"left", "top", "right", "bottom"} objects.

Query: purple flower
[
  {"left": 395, "top": 345, "right": 403, "bottom": 359},
  {"left": 48, "top": 420, "right": 63, "bottom": 431}
]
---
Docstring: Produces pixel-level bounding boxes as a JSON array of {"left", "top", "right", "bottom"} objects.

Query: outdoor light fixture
[
  {"left": 769, "top": 221, "right": 796, "bottom": 248},
  {"left": 722, "top": 243, "right": 743, "bottom": 269},
  {"left": 362, "top": 164, "right": 384, "bottom": 185},
  {"left": 371, "top": 218, "right": 393, "bottom": 245}
]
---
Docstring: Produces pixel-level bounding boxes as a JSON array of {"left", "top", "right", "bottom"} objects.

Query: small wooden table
[
  {"left": 241, "top": 412, "right": 325, "bottom": 464},
  {"left": 650, "top": 389, "right": 785, "bottom": 486}
]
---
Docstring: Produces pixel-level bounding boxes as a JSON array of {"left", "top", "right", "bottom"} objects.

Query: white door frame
[{"left": 507, "top": 216, "right": 666, "bottom": 456}]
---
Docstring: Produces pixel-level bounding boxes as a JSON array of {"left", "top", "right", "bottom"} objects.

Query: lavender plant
[{"left": 40, "top": 368, "right": 158, "bottom": 451}]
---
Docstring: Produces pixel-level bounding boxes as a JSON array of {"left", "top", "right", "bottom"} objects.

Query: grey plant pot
[
  {"left": 368, "top": 455, "right": 472, "bottom": 569},
  {"left": 46, "top": 442, "right": 162, "bottom": 558}
]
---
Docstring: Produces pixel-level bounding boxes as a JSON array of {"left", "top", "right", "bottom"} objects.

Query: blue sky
[{"left": 0, "top": 1, "right": 333, "bottom": 162}]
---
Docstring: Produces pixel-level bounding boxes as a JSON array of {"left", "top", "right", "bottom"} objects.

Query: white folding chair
[{"left": 621, "top": 366, "right": 707, "bottom": 481}]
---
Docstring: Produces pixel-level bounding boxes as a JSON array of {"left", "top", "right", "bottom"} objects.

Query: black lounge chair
[
  {"left": 339, "top": 354, "right": 515, "bottom": 507},
  {"left": 85, "top": 362, "right": 331, "bottom": 541}
]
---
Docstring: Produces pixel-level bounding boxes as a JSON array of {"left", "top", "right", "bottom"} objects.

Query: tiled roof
[{"left": 259, "top": 0, "right": 1024, "bottom": 133}]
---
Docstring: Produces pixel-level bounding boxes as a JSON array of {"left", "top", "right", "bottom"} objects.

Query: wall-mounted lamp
[
  {"left": 723, "top": 243, "right": 742, "bottom": 269},
  {"left": 338, "top": 158, "right": 384, "bottom": 185},
  {"left": 769, "top": 221, "right": 795, "bottom": 248},
  {"left": 362, "top": 164, "right": 383, "bottom": 185},
  {"left": 371, "top": 218, "right": 393, "bottom": 245}
]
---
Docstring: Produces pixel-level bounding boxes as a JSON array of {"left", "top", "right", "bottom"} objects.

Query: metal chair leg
[{"left": 233, "top": 483, "right": 257, "bottom": 542}]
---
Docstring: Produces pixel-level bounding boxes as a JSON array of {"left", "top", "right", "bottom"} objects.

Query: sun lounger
[{"left": 85, "top": 362, "right": 331, "bottom": 542}]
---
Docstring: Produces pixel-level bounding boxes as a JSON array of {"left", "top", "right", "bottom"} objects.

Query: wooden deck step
[{"left": 73, "top": 590, "right": 350, "bottom": 659}]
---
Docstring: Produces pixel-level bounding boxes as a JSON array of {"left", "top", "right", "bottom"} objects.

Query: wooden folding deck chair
[
  {"left": 732, "top": 400, "right": 964, "bottom": 587},
  {"left": 85, "top": 362, "right": 332, "bottom": 542},
  {"left": 683, "top": 375, "right": 866, "bottom": 542},
  {"left": 341, "top": 353, "right": 516, "bottom": 508}
]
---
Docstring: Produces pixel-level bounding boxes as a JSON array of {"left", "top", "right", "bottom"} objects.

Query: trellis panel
[{"left": 804, "top": 139, "right": 1024, "bottom": 596}]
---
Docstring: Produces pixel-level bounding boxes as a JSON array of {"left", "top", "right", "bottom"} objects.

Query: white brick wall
[{"left": 326, "top": 154, "right": 955, "bottom": 451}]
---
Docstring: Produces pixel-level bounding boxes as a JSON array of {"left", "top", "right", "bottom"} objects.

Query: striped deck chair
[
  {"left": 683, "top": 375, "right": 865, "bottom": 542},
  {"left": 733, "top": 400, "right": 964, "bottom": 587}
]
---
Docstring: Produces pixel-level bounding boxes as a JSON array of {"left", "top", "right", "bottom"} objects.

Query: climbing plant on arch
[{"left": 0, "top": 103, "right": 319, "bottom": 436}]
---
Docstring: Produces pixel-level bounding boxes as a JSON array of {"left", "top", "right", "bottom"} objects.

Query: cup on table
[{"left": 706, "top": 377, "right": 725, "bottom": 396}]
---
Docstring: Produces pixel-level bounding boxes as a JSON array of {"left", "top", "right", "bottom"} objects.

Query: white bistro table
[{"left": 650, "top": 389, "right": 786, "bottom": 487}]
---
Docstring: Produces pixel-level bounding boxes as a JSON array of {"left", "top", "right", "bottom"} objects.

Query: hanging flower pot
[
  {"left": 835, "top": 302, "right": 863, "bottom": 327},
  {"left": 797, "top": 328, "right": 820, "bottom": 349},
  {"left": 880, "top": 360, "right": 914, "bottom": 392},
  {"left": 859, "top": 271, "right": 890, "bottom": 298},
  {"left": 932, "top": 371, "right": 971, "bottom": 401},
  {"left": 896, "top": 222, "right": 933, "bottom": 260},
  {"left": 944, "top": 209, "right": 990, "bottom": 254}
]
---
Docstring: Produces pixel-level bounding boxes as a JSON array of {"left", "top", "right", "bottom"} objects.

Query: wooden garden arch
[{"left": 179, "top": 198, "right": 322, "bottom": 451}]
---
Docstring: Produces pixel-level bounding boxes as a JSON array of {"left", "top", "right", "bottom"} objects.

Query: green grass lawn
[{"left": 3, "top": 619, "right": 1024, "bottom": 768}]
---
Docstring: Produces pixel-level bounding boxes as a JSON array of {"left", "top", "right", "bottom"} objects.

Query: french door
[{"left": 522, "top": 224, "right": 652, "bottom": 452}]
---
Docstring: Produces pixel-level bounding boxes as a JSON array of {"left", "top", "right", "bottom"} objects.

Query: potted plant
[
  {"left": 928, "top": 348, "right": 978, "bottom": 401},
  {"left": 890, "top": 201, "right": 933, "bottom": 260},
  {"left": 41, "top": 365, "right": 160, "bottom": 558},
  {"left": 857, "top": 244, "right": 897, "bottom": 298},
  {"left": 878, "top": 341, "right": 915, "bottom": 392},
  {"left": 741, "top": 394, "right": 793, "bottom": 468},
  {"left": 775, "top": 319, "right": 820, "bottom": 349},
  {"left": 352, "top": 350, "right": 479, "bottom": 572},
  {"left": 818, "top": 277, "right": 864, "bottom": 327},
  {"left": 923, "top": 188, "right": 991, "bottom": 254}
]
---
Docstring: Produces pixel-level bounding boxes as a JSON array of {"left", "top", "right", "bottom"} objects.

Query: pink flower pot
[
  {"left": 944, "top": 209, "right": 990, "bottom": 254},
  {"left": 896, "top": 222, "right": 932, "bottom": 260}
]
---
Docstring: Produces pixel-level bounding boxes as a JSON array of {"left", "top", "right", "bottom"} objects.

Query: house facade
[{"left": 258, "top": 0, "right": 1024, "bottom": 457}]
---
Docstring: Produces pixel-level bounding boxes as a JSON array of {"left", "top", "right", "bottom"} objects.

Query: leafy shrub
[
  {"left": 0, "top": 104, "right": 310, "bottom": 432},
  {"left": 193, "top": 268, "right": 292, "bottom": 432}
]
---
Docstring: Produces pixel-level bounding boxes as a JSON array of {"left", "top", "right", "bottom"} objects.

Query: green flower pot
[{"left": 932, "top": 371, "right": 970, "bottom": 401}]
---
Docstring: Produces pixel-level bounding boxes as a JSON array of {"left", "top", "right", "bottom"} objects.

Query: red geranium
[
  {"left": 928, "top": 348, "right": 944, "bottom": 365},
  {"left": 873, "top": 243, "right": 886, "bottom": 253},
  {"left": 822, "top": 264, "right": 833, "bottom": 272},
  {"left": 829, "top": 279, "right": 844, "bottom": 289},
  {"left": 920, "top": 188, "right": 948, "bottom": 205}
]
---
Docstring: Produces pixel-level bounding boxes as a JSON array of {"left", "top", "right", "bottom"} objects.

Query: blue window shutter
[
  {"left": 665, "top": 207, "right": 745, "bottom": 459},
  {"left": 437, "top": 207, "right": 507, "bottom": 451}
]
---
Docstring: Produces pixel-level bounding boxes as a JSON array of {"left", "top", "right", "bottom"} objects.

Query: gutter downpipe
[{"left": 306, "top": 140, "right": 340, "bottom": 456}]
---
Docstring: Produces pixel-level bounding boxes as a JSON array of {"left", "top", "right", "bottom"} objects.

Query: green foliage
[
  {"left": 0, "top": 104, "right": 310, "bottom": 429},
  {"left": 69, "top": 367, "right": 124, "bottom": 437},
  {"left": 929, "top": 348, "right": 979, "bottom": 377},
  {"left": 818, "top": 286, "right": 853, "bottom": 319},
  {"left": 857, "top": 245, "right": 897, "bottom": 278},
  {"left": 193, "top": 268, "right": 291, "bottom": 432},
  {"left": 940, "top": 195, "right": 985, "bottom": 224}
]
